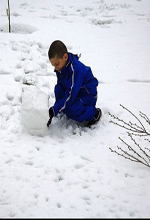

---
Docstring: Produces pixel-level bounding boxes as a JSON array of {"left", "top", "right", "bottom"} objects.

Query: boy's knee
[{"left": 65, "top": 99, "right": 85, "bottom": 117}]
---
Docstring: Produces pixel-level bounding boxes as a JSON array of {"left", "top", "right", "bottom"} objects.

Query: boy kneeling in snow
[{"left": 47, "top": 40, "right": 102, "bottom": 127}]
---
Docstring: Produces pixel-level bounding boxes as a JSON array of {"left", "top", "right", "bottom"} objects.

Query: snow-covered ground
[{"left": 0, "top": 0, "right": 150, "bottom": 218}]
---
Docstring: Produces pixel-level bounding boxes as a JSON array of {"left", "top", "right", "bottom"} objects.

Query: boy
[{"left": 47, "top": 40, "right": 102, "bottom": 127}]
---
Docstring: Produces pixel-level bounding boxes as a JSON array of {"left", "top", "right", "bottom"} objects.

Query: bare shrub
[{"left": 109, "top": 104, "right": 150, "bottom": 168}]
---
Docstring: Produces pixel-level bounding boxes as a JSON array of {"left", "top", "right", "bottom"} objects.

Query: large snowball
[{"left": 21, "top": 85, "right": 49, "bottom": 136}]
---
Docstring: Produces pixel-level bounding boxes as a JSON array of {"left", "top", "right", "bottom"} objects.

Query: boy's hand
[
  {"left": 49, "top": 107, "right": 54, "bottom": 118},
  {"left": 47, "top": 107, "right": 54, "bottom": 127}
]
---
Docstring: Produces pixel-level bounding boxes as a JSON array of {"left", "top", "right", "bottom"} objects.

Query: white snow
[
  {"left": 21, "top": 85, "right": 49, "bottom": 136},
  {"left": 0, "top": 0, "right": 150, "bottom": 218}
]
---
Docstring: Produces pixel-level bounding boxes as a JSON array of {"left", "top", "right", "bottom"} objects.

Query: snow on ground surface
[{"left": 0, "top": 0, "right": 150, "bottom": 218}]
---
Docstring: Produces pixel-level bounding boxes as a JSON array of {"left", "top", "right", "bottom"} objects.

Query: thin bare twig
[
  {"left": 119, "top": 136, "right": 150, "bottom": 166},
  {"left": 139, "top": 112, "right": 150, "bottom": 125}
]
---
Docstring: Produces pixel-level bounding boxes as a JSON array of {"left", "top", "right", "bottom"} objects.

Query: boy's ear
[{"left": 64, "top": 53, "right": 68, "bottom": 60}]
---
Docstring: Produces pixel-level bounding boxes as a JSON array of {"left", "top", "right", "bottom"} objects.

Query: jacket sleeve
[{"left": 53, "top": 63, "right": 84, "bottom": 116}]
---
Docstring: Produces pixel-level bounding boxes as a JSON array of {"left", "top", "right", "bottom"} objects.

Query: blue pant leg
[
  {"left": 65, "top": 97, "right": 97, "bottom": 123},
  {"left": 54, "top": 86, "right": 97, "bottom": 123}
]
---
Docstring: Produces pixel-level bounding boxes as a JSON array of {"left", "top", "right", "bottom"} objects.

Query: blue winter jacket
[{"left": 53, "top": 52, "right": 99, "bottom": 116}]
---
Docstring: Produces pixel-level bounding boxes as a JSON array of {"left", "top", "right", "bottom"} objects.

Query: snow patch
[{"left": 0, "top": 23, "right": 37, "bottom": 34}]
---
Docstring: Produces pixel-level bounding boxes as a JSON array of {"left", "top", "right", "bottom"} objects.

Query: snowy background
[{"left": 0, "top": 0, "right": 150, "bottom": 218}]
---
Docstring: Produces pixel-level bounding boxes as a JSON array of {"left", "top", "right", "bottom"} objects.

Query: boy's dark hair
[{"left": 48, "top": 40, "right": 68, "bottom": 59}]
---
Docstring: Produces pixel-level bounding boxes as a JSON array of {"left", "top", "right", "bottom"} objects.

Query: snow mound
[
  {"left": 0, "top": 23, "right": 37, "bottom": 34},
  {"left": 21, "top": 85, "right": 49, "bottom": 136}
]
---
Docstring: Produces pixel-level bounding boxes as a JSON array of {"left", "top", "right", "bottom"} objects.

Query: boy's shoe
[{"left": 87, "top": 108, "right": 102, "bottom": 127}]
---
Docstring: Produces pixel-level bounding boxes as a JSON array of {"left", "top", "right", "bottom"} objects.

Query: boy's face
[{"left": 50, "top": 53, "right": 68, "bottom": 73}]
